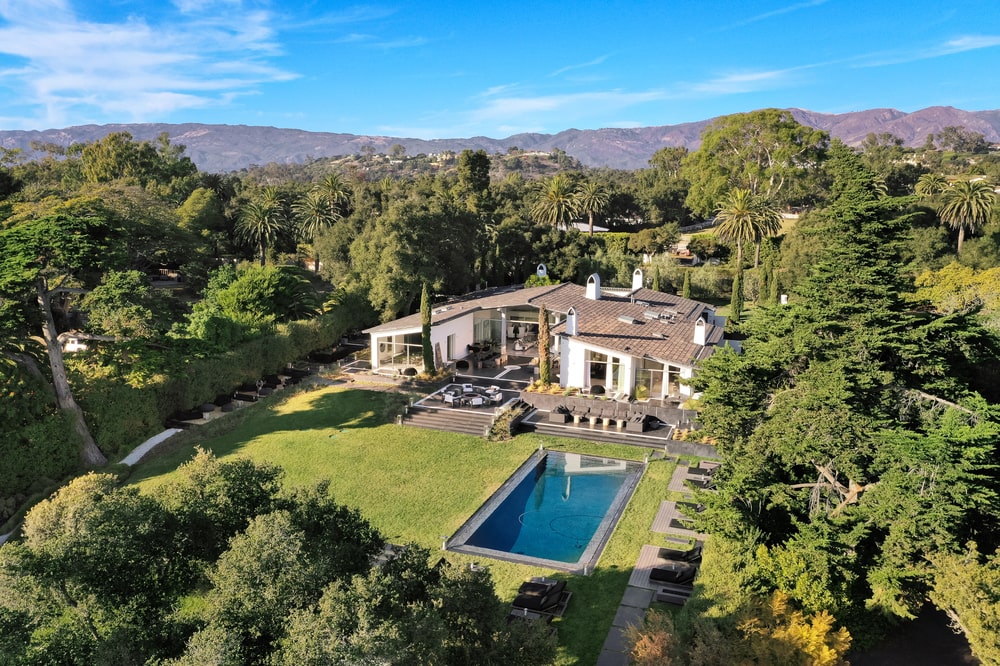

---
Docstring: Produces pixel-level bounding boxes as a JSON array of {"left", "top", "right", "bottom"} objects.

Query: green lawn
[{"left": 129, "top": 383, "right": 686, "bottom": 665}]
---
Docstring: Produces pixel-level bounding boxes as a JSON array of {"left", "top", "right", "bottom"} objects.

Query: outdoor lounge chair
[
  {"left": 518, "top": 579, "right": 566, "bottom": 598},
  {"left": 658, "top": 541, "right": 703, "bottom": 563},
  {"left": 650, "top": 563, "right": 696, "bottom": 585},
  {"left": 512, "top": 583, "right": 572, "bottom": 617}
]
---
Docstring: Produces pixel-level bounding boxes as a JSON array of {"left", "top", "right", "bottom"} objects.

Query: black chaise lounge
[
  {"left": 658, "top": 541, "right": 703, "bottom": 564},
  {"left": 511, "top": 579, "right": 571, "bottom": 617},
  {"left": 649, "top": 562, "right": 696, "bottom": 585}
]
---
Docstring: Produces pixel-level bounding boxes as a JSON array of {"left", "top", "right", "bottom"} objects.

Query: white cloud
[
  {"left": 857, "top": 34, "right": 1000, "bottom": 68},
  {"left": 686, "top": 69, "right": 792, "bottom": 95},
  {"left": 0, "top": 1, "right": 297, "bottom": 127},
  {"left": 549, "top": 55, "right": 610, "bottom": 78},
  {"left": 938, "top": 34, "right": 1000, "bottom": 54}
]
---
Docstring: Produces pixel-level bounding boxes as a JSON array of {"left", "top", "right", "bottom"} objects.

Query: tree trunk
[
  {"left": 588, "top": 211, "right": 594, "bottom": 236},
  {"left": 259, "top": 242, "right": 267, "bottom": 266},
  {"left": 36, "top": 280, "right": 107, "bottom": 468},
  {"left": 753, "top": 241, "right": 761, "bottom": 268},
  {"left": 314, "top": 252, "right": 321, "bottom": 273},
  {"left": 957, "top": 226, "right": 965, "bottom": 256}
]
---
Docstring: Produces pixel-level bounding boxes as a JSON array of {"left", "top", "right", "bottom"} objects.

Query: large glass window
[
  {"left": 473, "top": 317, "right": 502, "bottom": 345},
  {"left": 377, "top": 333, "right": 423, "bottom": 368},
  {"left": 635, "top": 359, "right": 665, "bottom": 400}
]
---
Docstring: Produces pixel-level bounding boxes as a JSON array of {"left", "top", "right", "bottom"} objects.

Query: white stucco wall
[{"left": 430, "top": 313, "right": 476, "bottom": 363}]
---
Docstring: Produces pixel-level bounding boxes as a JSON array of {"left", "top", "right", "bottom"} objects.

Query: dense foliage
[
  {"left": 0, "top": 450, "right": 554, "bottom": 665},
  {"left": 2, "top": 114, "right": 999, "bottom": 661}
]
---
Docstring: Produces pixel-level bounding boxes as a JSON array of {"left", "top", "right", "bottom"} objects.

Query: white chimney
[
  {"left": 566, "top": 307, "right": 578, "bottom": 336},
  {"left": 632, "top": 268, "right": 644, "bottom": 291},
  {"left": 585, "top": 274, "right": 601, "bottom": 300},
  {"left": 780, "top": 294, "right": 788, "bottom": 305},
  {"left": 693, "top": 317, "right": 706, "bottom": 346},
  {"left": 536, "top": 263, "right": 547, "bottom": 278}
]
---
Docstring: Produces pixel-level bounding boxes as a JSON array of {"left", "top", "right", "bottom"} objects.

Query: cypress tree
[
  {"left": 420, "top": 282, "right": 434, "bottom": 372},
  {"left": 681, "top": 269, "right": 691, "bottom": 299},
  {"left": 652, "top": 266, "right": 661, "bottom": 292},
  {"left": 538, "top": 306, "right": 551, "bottom": 385},
  {"left": 729, "top": 271, "right": 743, "bottom": 325}
]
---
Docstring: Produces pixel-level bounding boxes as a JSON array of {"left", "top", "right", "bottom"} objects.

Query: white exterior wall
[
  {"left": 679, "top": 366, "right": 695, "bottom": 396},
  {"left": 562, "top": 338, "right": 588, "bottom": 388},
  {"left": 430, "top": 313, "right": 476, "bottom": 364}
]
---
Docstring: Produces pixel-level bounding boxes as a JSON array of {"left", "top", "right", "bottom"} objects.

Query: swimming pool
[{"left": 446, "top": 450, "right": 645, "bottom": 573}]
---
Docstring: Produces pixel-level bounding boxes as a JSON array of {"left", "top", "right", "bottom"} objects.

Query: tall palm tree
[
  {"left": 319, "top": 173, "right": 351, "bottom": 218},
  {"left": 939, "top": 179, "right": 996, "bottom": 256},
  {"left": 238, "top": 195, "right": 286, "bottom": 265},
  {"left": 293, "top": 189, "right": 340, "bottom": 271},
  {"left": 714, "top": 188, "right": 781, "bottom": 269},
  {"left": 915, "top": 172, "right": 948, "bottom": 198},
  {"left": 574, "top": 180, "right": 609, "bottom": 236},
  {"left": 531, "top": 174, "right": 578, "bottom": 229}
]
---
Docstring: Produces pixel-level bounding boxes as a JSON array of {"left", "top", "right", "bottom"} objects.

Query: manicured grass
[{"left": 129, "top": 383, "right": 682, "bottom": 666}]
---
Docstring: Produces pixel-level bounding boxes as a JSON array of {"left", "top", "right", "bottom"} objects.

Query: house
[{"left": 363, "top": 267, "right": 728, "bottom": 401}]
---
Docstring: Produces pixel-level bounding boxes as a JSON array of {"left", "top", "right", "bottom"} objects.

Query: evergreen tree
[
  {"left": 420, "top": 282, "right": 434, "bottom": 373},
  {"left": 729, "top": 271, "right": 743, "bottom": 325},
  {"left": 538, "top": 306, "right": 551, "bottom": 385},
  {"left": 681, "top": 269, "right": 691, "bottom": 299}
]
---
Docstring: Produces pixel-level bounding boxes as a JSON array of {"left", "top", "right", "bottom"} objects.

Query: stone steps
[{"left": 402, "top": 405, "right": 492, "bottom": 437}]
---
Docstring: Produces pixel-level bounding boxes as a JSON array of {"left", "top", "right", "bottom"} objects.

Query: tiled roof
[
  {"left": 534, "top": 286, "right": 724, "bottom": 367},
  {"left": 364, "top": 281, "right": 726, "bottom": 367},
  {"left": 363, "top": 284, "right": 562, "bottom": 334}
]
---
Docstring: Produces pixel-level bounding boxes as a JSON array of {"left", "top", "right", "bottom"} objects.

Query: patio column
[{"left": 499, "top": 309, "right": 507, "bottom": 363}]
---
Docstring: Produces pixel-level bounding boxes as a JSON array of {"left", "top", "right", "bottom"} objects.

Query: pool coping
[{"left": 445, "top": 449, "right": 646, "bottom": 574}]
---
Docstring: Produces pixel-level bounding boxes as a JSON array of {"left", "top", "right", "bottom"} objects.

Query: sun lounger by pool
[
  {"left": 650, "top": 561, "right": 697, "bottom": 585},
  {"left": 658, "top": 541, "right": 703, "bottom": 563},
  {"left": 512, "top": 579, "right": 572, "bottom": 617}
]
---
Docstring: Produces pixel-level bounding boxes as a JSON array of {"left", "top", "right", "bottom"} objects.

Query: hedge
[{"left": 76, "top": 308, "right": 355, "bottom": 457}]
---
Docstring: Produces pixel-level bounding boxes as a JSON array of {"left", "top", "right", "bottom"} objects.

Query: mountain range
[{"left": 2, "top": 106, "right": 998, "bottom": 174}]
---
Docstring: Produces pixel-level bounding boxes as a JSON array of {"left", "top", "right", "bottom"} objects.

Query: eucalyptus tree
[
  {"left": 682, "top": 108, "right": 829, "bottom": 217},
  {"left": 0, "top": 215, "right": 117, "bottom": 467},
  {"left": 531, "top": 174, "right": 578, "bottom": 229},
  {"left": 939, "top": 179, "right": 996, "bottom": 256},
  {"left": 574, "top": 180, "right": 609, "bottom": 236}
]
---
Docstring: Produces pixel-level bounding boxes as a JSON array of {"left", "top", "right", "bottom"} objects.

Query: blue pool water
[{"left": 449, "top": 451, "right": 644, "bottom": 571}]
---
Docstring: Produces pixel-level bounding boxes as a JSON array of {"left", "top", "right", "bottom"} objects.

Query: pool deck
[{"left": 596, "top": 460, "right": 717, "bottom": 665}]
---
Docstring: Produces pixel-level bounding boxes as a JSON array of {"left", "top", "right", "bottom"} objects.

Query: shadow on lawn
[
  {"left": 547, "top": 564, "right": 635, "bottom": 665},
  {"left": 128, "top": 388, "right": 407, "bottom": 482}
]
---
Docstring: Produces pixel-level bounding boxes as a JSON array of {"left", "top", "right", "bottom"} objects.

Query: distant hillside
[{"left": 2, "top": 106, "right": 998, "bottom": 173}]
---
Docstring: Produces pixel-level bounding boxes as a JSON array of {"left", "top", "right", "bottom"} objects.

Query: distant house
[{"left": 364, "top": 267, "right": 728, "bottom": 401}]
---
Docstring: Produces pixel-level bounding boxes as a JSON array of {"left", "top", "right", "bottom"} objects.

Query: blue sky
[{"left": 0, "top": 0, "right": 998, "bottom": 138}]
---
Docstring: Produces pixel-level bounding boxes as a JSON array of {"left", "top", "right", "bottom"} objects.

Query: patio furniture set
[
  {"left": 440, "top": 383, "right": 504, "bottom": 408},
  {"left": 548, "top": 404, "right": 667, "bottom": 432}
]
